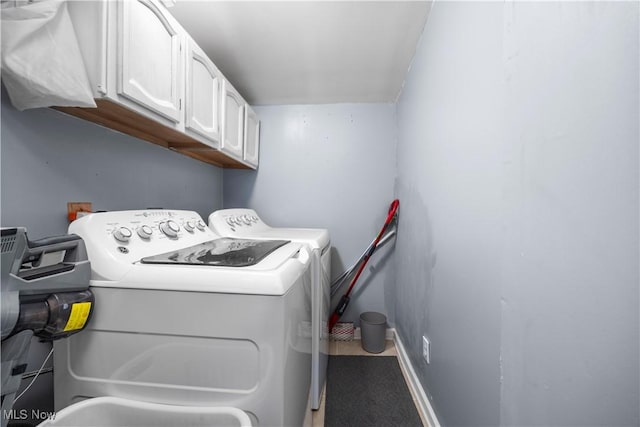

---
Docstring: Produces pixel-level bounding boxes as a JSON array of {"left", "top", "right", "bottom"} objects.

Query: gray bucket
[{"left": 360, "top": 311, "right": 387, "bottom": 353}]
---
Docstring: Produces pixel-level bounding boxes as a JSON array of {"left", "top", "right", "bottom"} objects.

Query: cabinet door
[
  {"left": 118, "top": 0, "right": 182, "bottom": 123},
  {"left": 221, "top": 80, "right": 245, "bottom": 160},
  {"left": 244, "top": 106, "right": 260, "bottom": 168},
  {"left": 185, "top": 38, "right": 221, "bottom": 145}
]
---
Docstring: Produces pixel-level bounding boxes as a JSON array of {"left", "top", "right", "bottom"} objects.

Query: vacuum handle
[
  {"left": 23, "top": 234, "right": 84, "bottom": 265},
  {"left": 329, "top": 199, "right": 399, "bottom": 331},
  {"left": 27, "top": 234, "right": 82, "bottom": 249}
]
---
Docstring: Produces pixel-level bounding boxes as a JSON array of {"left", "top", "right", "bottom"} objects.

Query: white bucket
[{"left": 36, "top": 397, "right": 252, "bottom": 427}]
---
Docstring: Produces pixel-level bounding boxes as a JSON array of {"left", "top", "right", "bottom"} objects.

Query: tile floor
[{"left": 311, "top": 339, "right": 428, "bottom": 427}]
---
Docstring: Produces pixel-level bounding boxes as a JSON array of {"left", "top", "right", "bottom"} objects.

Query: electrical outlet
[{"left": 422, "top": 335, "right": 431, "bottom": 364}]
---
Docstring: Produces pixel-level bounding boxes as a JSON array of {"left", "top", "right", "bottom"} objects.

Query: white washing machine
[
  {"left": 55, "top": 210, "right": 312, "bottom": 427},
  {"left": 208, "top": 209, "right": 330, "bottom": 410}
]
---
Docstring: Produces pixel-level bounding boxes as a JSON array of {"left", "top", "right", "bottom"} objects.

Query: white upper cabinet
[
  {"left": 68, "top": 0, "right": 184, "bottom": 128},
  {"left": 185, "top": 37, "right": 221, "bottom": 146},
  {"left": 65, "top": 0, "right": 258, "bottom": 169},
  {"left": 221, "top": 80, "right": 245, "bottom": 161},
  {"left": 118, "top": 0, "right": 182, "bottom": 123},
  {"left": 244, "top": 105, "right": 260, "bottom": 168}
]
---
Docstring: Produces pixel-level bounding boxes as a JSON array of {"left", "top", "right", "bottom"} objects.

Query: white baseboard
[{"left": 391, "top": 329, "right": 441, "bottom": 427}]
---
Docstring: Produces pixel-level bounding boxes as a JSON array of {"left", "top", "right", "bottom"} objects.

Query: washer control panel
[
  {"left": 209, "top": 209, "right": 270, "bottom": 236},
  {"left": 69, "top": 210, "right": 218, "bottom": 268},
  {"left": 100, "top": 211, "right": 208, "bottom": 243},
  {"left": 226, "top": 214, "right": 259, "bottom": 227}
]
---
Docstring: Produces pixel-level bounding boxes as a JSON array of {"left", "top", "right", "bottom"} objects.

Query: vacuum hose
[{"left": 10, "top": 290, "right": 94, "bottom": 340}]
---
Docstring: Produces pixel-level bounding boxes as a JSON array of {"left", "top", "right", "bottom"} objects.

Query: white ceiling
[{"left": 169, "top": 1, "right": 431, "bottom": 105}]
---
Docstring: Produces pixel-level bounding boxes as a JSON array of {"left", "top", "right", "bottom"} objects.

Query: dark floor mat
[{"left": 325, "top": 355, "right": 423, "bottom": 427}]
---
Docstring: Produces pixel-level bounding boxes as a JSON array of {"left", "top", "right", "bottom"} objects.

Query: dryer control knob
[
  {"left": 196, "top": 220, "right": 206, "bottom": 231},
  {"left": 184, "top": 220, "right": 195, "bottom": 232},
  {"left": 160, "top": 220, "right": 180, "bottom": 238},
  {"left": 226, "top": 217, "right": 235, "bottom": 226},
  {"left": 113, "top": 227, "right": 132, "bottom": 242},
  {"left": 137, "top": 225, "right": 153, "bottom": 239}
]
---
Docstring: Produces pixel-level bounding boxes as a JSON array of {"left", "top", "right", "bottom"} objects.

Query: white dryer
[
  {"left": 55, "top": 210, "right": 312, "bottom": 427},
  {"left": 208, "top": 209, "right": 330, "bottom": 410}
]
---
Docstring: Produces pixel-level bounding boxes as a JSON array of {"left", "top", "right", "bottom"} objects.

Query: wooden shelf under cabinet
[{"left": 55, "top": 99, "right": 251, "bottom": 169}]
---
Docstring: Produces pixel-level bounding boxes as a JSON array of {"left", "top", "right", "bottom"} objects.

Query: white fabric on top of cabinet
[{"left": 1, "top": 0, "right": 96, "bottom": 110}]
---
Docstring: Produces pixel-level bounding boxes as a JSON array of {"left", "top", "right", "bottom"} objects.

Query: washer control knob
[
  {"left": 184, "top": 220, "right": 195, "bottom": 232},
  {"left": 196, "top": 220, "right": 206, "bottom": 231},
  {"left": 137, "top": 225, "right": 153, "bottom": 239},
  {"left": 160, "top": 220, "right": 180, "bottom": 237},
  {"left": 113, "top": 227, "right": 132, "bottom": 242},
  {"left": 242, "top": 215, "right": 251, "bottom": 225},
  {"left": 226, "top": 217, "right": 235, "bottom": 226}
]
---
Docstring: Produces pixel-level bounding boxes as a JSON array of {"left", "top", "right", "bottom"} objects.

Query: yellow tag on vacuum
[{"left": 63, "top": 302, "right": 92, "bottom": 332}]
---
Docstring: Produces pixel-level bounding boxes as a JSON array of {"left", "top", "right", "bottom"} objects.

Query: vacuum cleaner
[{"left": 1, "top": 228, "right": 94, "bottom": 427}]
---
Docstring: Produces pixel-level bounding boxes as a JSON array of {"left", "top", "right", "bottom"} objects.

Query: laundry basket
[{"left": 37, "top": 397, "right": 252, "bottom": 427}]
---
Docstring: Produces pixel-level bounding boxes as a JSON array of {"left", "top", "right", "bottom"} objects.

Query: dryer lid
[{"left": 140, "top": 238, "right": 290, "bottom": 267}]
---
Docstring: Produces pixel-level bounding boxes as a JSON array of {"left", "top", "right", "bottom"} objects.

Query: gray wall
[
  {"left": 395, "top": 2, "right": 504, "bottom": 425},
  {"left": 1, "top": 92, "right": 223, "bottom": 237},
  {"left": 498, "top": 3, "right": 639, "bottom": 426},
  {"left": 1, "top": 89, "right": 224, "bottom": 421},
  {"left": 395, "top": 2, "right": 639, "bottom": 427},
  {"left": 224, "top": 103, "right": 397, "bottom": 323}
]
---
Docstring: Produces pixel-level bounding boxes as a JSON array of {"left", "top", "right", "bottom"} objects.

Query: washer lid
[{"left": 140, "top": 238, "right": 290, "bottom": 267}]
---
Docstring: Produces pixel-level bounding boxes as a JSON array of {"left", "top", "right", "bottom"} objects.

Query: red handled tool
[{"left": 328, "top": 199, "right": 400, "bottom": 332}]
